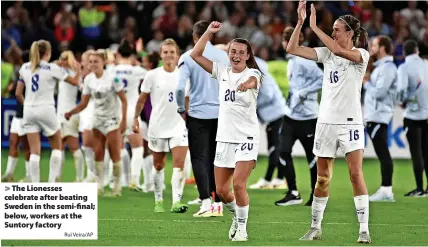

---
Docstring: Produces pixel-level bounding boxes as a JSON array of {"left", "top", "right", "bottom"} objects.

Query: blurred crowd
[{"left": 2, "top": 1, "right": 428, "bottom": 97}]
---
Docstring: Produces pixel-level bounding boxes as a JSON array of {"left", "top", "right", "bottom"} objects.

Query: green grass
[{"left": 1, "top": 150, "right": 428, "bottom": 246}]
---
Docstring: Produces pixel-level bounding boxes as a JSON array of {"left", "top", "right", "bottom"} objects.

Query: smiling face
[
  {"left": 160, "top": 44, "right": 178, "bottom": 66},
  {"left": 332, "top": 20, "right": 353, "bottom": 48},
  {"left": 228, "top": 41, "right": 250, "bottom": 72},
  {"left": 89, "top": 54, "right": 105, "bottom": 74}
]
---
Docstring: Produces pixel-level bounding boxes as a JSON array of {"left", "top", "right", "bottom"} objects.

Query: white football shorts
[
  {"left": 214, "top": 141, "right": 259, "bottom": 168},
  {"left": 313, "top": 123, "right": 365, "bottom": 158}
]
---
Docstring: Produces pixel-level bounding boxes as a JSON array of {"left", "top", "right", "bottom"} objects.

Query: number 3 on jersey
[
  {"left": 122, "top": 79, "right": 128, "bottom": 93},
  {"left": 31, "top": 74, "right": 39, "bottom": 92},
  {"left": 330, "top": 71, "right": 338, "bottom": 83},
  {"left": 168, "top": 92, "right": 174, "bottom": 102}
]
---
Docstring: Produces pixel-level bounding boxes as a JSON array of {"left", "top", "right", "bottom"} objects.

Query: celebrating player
[
  {"left": 133, "top": 39, "right": 189, "bottom": 213},
  {"left": 56, "top": 51, "right": 85, "bottom": 182},
  {"left": 286, "top": 1, "right": 371, "bottom": 243},
  {"left": 110, "top": 41, "right": 147, "bottom": 190},
  {"left": 190, "top": 22, "right": 263, "bottom": 241},
  {"left": 65, "top": 50, "right": 127, "bottom": 196},
  {"left": 15, "top": 40, "right": 80, "bottom": 183}
]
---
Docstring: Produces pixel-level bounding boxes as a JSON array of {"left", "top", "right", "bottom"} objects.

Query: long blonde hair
[
  {"left": 29, "top": 40, "right": 51, "bottom": 72},
  {"left": 59, "top": 51, "right": 77, "bottom": 71}
]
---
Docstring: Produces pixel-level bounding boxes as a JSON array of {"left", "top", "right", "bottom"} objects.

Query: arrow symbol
[{"left": 5, "top": 186, "right": 10, "bottom": 191}]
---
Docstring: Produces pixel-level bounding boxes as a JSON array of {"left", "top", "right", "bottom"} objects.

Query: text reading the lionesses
[{"left": 0, "top": 183, "right": 98, "bottom": 240}]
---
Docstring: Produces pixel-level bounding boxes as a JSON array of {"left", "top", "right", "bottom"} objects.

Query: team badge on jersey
[{"left": 114, "top": 77, "right": 120, "bottom": 84}]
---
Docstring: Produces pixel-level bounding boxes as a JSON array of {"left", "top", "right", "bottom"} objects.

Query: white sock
[
  {"left": 25, "top": 161, "right": 31, "bottom": 178},
  {"left": 153, "top": 169, "right": 164, "bottom": 201},
  {"left": 73, "top": 149, "right": 84, "bottom": 181},
  {"left": 142, "top": 155, "right": 154, "bottom": 187},
  {"left": 171, "top": 167, "right": 185, "bottom": 204},
  {"left": 201, "top": 198, "right": 212, "bottom": 210},
  {"left": 49, "top": 149, "right": 62, "bottom": 182},
  {"left": 354, "top": 195, "right": 369, "bottom": 233},
  {"left": 184, "top": 150, "right": 192, "bottom": 179},
  {"left": 224, "top": 200, "right": 237, "bottom": 217},
  {"left": 103, "top": 149, "right": 111, "bottom": 186},
  {"left": 5, "top": 156, "right": 18, "bottom": 176},
  {"left": 236, "top": 205, "right": 249, "bottom": 231},
  {"left": 311, "top": 196, "right": 329, "bottom": 230},
  {"left": 131, "top": 147, "right": 143, "bottom": 185},
  {"left": 95, "top": 161, "right": 104, "bottom": 190},
  {"left": 381, "top": 186, "right": 392, "bottom": 195},
  {"left": 61, "top": 150, "right": 65, "bottom": 177},
  {"left": 112, "top": 161, "right": 122, "bottom": 192},
  {"left": 121, "top": 148, "right": 130, "bottom": 185},
  {"left": 30, "top": 154, "right": 40, "bottom": 182},
  {"left": 82, "top": 146, "right": 95, "bottom": 175}
]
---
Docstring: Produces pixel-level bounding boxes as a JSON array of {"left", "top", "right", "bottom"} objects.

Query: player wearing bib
[
  {"left": 287, "top": 2, "right": 371, "bottom": 243},
  {"left": 191, "top": 22, "right": 263, "bottom": 242},
  {"left": 15, "top": 40, "right": 81, "bottom": 183},
  {"left": 66, "top": 50, "right": 127, "bottom": 196},
  {"left": 57, "top": 51, "right": 85, "bottom": 182},
  {"left": 1, "top": 83, "right": 30, "bottom": 182},
  {"left": 133, "top": 39, "right": 189, "bottom": 214},
  {"left": 79, "top": 49, "right": 97, "bottom": 182},
  {"left": 110, "top": 41, "right": 147, "bottom": 191}
]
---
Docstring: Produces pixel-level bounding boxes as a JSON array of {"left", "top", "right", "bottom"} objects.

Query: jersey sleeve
[
  {"left": 248, "top": 68, "right": 262, "bottom": 89},
  {"left": 112, "top": 77, "right": 124, "bottom": 92},
  {"left": 82, "top": 77, "right": 91, "bottom": 95},
  {"left": 356, "top": 48, "right": 370, "bottom": 64},
  {"left": 140, "top": 71, "right": 153, "bottom": 93},
  {"left": 211, "top": 62, "right": 228, "bottom": 80},
  {"left": 51, "top": 64, "right": 68, "bottom": 81},
  {"left": 314, "top": 47, "right": 332, "bottom": 63},
  {"left": 185, "top": 79, "right": 191, "bottom": 97}
]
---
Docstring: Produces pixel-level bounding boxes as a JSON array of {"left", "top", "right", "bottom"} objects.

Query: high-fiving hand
[
  {"left": 297, "top": 0, "right": 307, "bottom": 24},
  {"left": 310, "top": 3, "right": 317, "bottom": 28}
]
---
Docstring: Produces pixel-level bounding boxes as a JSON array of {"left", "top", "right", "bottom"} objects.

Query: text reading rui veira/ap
[{"left": 0, "top": 183, "right": 97, "bottom": 240}]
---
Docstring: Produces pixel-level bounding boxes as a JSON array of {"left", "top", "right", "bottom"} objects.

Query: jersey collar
[{"left": 373, "top": 55, "right": 393, "bottom": 67}]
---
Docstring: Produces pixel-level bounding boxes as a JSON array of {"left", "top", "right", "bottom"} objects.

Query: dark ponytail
[
  {"left": 338, "top": 15, "right": 369, "bottom": 51},
  {"left": 229, "top": 38, "right": 264, "bottom": 83}
]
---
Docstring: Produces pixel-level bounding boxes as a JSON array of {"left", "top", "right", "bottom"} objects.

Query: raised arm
[
  {"left": 190, "top": 21, "right": 222, "bottom": 74},
  {"left": 64, "top": 64, "right": 81, "bottom": 86},
  {"left": 309, "top": 4, "right": 364, "bottom": 63},
  {"left": 286, "top": 0, "right": 318, "bottom": 61}
]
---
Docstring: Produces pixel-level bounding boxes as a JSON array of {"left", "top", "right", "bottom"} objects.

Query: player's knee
[
  {"left": 216, "top": 186, "right": 229, "bottom": 200},
  {"left": 349, "top": 170, "right": 363, "bottom": 185},
  {"left": 172, "top": 156, "right": 185, "bottom": 168},
  {"left": 232, "top": 181, "right": 246, "bottom": 195},
  {"left": 315, "top": 173, "right": 332, "bottom": 192},
  {"left": 153, "top": 161, "right": 164, "bottom": 171}
]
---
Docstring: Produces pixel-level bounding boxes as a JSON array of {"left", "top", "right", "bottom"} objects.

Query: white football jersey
[
  {"left": 314, "top": 47, "right": 369, "bottom": 124},
  {"left": 140, "top": 67, "right": 186, "bottom": 139},
  {"left": 110, "top": 64, "right": 147, "bottom": 106},
  {"left": 82, "top": 72, "right": 123, "bottom": 120},
  {"left": 57, "top": 69, "right": 78, "bottom": 115},
  {"left": 211, "top": 62, "right": 261, "bottom": 143},
  {"left": 19, "top": 61, "right": 68, "bottom": 106}
]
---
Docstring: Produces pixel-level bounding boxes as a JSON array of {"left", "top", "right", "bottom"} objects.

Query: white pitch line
[{"left": 99, "top": 218, "right": 428, "bottom": 227}]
